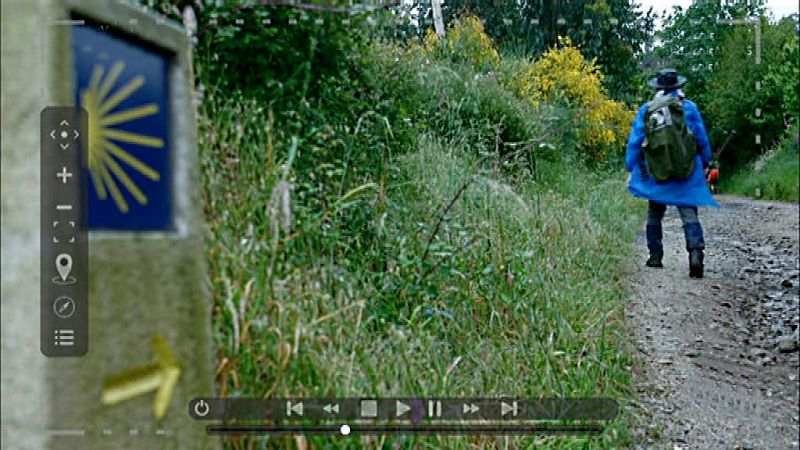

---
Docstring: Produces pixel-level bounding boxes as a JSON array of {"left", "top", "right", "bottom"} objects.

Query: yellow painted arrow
[{"left": 101, "top": 333, "right": 180, "bottom": 419}]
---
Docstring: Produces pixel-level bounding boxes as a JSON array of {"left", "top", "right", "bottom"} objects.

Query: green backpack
[{"left": 642, "top": 95, "right": 696, "bottom": 182}]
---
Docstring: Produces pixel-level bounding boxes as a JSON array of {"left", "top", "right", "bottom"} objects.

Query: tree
[
  {"left": 507, "top": 37, "right": 633, "bottom": 162},
  {"left": 655, "top": 0, "right": 762, "bottom": 107},
  {"left": 706, "top": 15, "right": 799, "bottom": 167},
  {"left": 403, "top": 0, "right": 655, "bottom": 101},
  {"left": 764, "top": 37, "right": 800, "bottom": 122},
  {"left": 142, "top": 0, "right": 371, "bottom": 104}
]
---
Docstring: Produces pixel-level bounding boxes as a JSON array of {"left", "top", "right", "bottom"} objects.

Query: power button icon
[{"left": 192, "top": 399, "right": 210, "bottom": 418}]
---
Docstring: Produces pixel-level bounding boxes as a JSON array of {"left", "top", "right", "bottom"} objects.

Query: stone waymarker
[{"left": 2, "top": 1, "right": 217, "bottom": 449}]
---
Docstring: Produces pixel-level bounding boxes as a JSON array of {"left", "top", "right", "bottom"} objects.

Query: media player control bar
[{"left": 189, "top": 397, "right": 618, "bottom": 422}]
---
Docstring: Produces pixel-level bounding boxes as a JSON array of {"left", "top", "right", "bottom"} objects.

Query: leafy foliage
[
  {"left": 406, "top": 0, "right": 656, "bottom": 100},
  {"left": 765, "top": 39, "right": 800, "bottom": 120},
  {"left": 423, "top": 15, "right": 501, "bottom": 72},
  {"left": 655, "top": 0, "right": 762, "bottom": 106},
  {"left": 721, "top": 123, "right": 800, "bottom": 201},
  {"left": 141, "top": 3, "right": 652, "bottom": 448},
  {"left": 193, "top": 3, "right": 367, "bottom": 105},
  {"left": 705, "top": 16, "right": 798, "bottom": 167},
  {"left": 655, "top": 1, "right": 799, "bottom": 172},
  {"left": 506, "top": 38, "right": 633, "bottom": 162}
]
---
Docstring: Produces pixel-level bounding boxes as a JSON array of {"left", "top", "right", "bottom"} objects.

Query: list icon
[{"left": 53, "top": 329, "right": 74, "bottom": 346}]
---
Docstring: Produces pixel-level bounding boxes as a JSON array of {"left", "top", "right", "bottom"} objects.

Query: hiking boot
[
  {"left": 646, "top": 224, "right": 663, "bottom": 268},
  {"left": 646, "top": 252, "right": 663, "bottom": 268},
  {"left": 689, "top": 249, "right": 704, "bottom": 278}
]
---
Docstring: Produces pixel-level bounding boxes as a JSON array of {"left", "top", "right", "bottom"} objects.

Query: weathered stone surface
[
  {"left": 2, "top": 0, "right": 53, "bottom": 448},
  {"left": 2, "top": 1, "right": 217, "bottom": 448}
]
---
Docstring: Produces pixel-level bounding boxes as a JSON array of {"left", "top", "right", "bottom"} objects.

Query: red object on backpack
[{"left": 709, "top": 168, "right": 719, "bottom": 181}]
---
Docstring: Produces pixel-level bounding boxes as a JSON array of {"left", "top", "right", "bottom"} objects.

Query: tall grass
[
  {"left": 721, "top": 125, "right": 800, "bottom": 202},
  {"left": 198, "top": 40, "right": 644, "bottom": 449}
]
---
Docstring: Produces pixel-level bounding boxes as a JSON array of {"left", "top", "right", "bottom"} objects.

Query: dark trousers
[{"left": 646, "top": 201, "right": 705, "bottom": 256}]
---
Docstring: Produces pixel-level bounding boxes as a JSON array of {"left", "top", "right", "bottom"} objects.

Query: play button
[{"left": 396, "top": 400, "right": 411, "bottom": 417}]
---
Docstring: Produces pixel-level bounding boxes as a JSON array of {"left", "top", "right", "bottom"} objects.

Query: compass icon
[{"left": 53, "top": 296, "right": 76, "bottom": 319}]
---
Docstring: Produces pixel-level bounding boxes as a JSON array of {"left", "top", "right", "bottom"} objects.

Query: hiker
[
  {"left": 706, "top": 161, "right": 720, "bottom": 194},
  {"left": 625, "top": 68, "right": 719, "bottom": 278}
]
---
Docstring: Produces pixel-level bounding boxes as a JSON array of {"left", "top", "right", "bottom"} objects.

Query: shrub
[
  {"left": 705, "top": 16, "right": 798, "bottom": 168},
  {"left": 367, "top": 39, "right": 545, "bottom": 159},
  {"left": 505, "top": 37, "right": 633, "bottom": 162},
  {"left": 185, "top": 2, "right": 368, "bottom": 106},
  {"left": 765, "top": 39, "right": 800, "bottom": 122},
  {"left": 194, "top": 12, "right": 644, "bottom": 448},
  {"left": 721, "top": 123, "right": 800, "bottom": 202},
  {"left": 424, "top": 15, "right": 501, "bottom": 72}
]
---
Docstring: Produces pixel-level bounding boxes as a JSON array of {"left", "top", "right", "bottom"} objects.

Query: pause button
[{"left": 427, "top": 400, "right": 441, "bottom": 417}]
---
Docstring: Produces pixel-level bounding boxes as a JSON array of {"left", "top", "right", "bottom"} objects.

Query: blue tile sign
[{"left": 71, "top": 24, "right": 172, "bottom": 230}]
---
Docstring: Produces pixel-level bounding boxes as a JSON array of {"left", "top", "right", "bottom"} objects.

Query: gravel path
[{"left": 629, "top": 195, "right": 799, "bottom": 449}]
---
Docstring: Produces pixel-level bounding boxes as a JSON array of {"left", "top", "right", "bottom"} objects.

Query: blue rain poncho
[{"left": 625, "top": 90, "right": 719, "bottom": 207}]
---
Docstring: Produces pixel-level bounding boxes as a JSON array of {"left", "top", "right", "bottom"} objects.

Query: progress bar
[{"left": 206, "top": 423, "right": 605, "bottom": 436}]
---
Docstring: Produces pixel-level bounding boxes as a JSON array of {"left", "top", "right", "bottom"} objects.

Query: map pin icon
[{"left": 56, "top": 253, "right": 72, "bottom": 282}]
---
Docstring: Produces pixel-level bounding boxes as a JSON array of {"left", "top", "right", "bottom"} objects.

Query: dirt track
[{"left": 629, "top": 195, "right": 799, "bottom": 449}]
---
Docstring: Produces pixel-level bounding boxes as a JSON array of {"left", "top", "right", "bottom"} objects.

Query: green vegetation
[
  {"left": 655, "top": 0, "right": 761, "bottom": 109},
  {"left": 705, "top": 16, "right": 798, "bottom": 167},
  {"left": 139, "top": 1, "right": 797, "bottom": 448},
  {"left": 656, "top": 1, "right": 799, "bottom": 173},
  {"left": 721, "top": 124, "right": 800, "bottom": 202},
  {"left": 401, "top": 0, "right": 656, "bottom": 101},
  {"left": 189, "top": 7, "right": 643, "bottom": 448}
]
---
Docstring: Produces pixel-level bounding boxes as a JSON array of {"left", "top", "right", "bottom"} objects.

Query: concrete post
[
  {"left": 432, "top": 0, "right": 445, "bottom": 37},
  {"left": 2, "top": 1, "right": 217, "bottom": 448}
]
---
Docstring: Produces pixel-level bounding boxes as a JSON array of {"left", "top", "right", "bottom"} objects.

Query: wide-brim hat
[{"left": 648, "top": 68, "right": 687, "bottom": 89}]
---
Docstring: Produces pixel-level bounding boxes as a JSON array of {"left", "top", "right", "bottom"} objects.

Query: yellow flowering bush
[
  {"left": 422, "top": 28, "right": 439, "bottom": 54},
  {"left": 507, "top": 37, "right": 633, "bottom": 162},
  {"left": 424, "top": 16, "right": 500, "bottom": 71}
]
